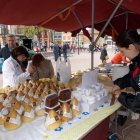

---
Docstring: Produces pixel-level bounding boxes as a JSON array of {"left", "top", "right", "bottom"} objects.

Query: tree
[{"left": 23, "top": 26, "right": 48, "bottom": 39}]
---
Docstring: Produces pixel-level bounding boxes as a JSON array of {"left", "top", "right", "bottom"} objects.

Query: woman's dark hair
[
  {"left": 11, "top": 46, "right": 29, "bottom": 58},
  {"left": 116, "top": 29, "right": 140, "bottom": 49},
  {"left": 32, "top": 53, "right": 45, "bottom": 67}
]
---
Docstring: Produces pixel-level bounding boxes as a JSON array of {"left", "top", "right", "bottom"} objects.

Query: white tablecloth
[{"left": 0, "top": 103, "right": 110, "bottom": 140}]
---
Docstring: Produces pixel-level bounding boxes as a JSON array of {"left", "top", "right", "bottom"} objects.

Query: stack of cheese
[
  {"left": 0, "top": 74, "right": 83, "bottom": 131},
  {"left": 0, "top": 90, "right": 36, "bottom": 131}
]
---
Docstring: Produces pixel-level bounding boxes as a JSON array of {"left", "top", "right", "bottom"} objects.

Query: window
[
  {"left": 58, "top": 35, "right": 61, "bottom": 38},
  {"left": 63, "top": 36, "right": 66, "bottom": 40},
  {"left": 106, "top": 40, "right": 112, "bottom": 45},
  {"left": 17, "top": 28, "right": 24, "bottom": 34},
  {"left": 67, "top": 36, "right": 71, "bottom": 40}
]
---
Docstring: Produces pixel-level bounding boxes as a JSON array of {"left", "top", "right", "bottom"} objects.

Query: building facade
[
  {"left": 0, "top": 24, "right": 114, "bottom": 49},
  {"left": 53, "top": 31, "right": 62, "bottom": 42}
]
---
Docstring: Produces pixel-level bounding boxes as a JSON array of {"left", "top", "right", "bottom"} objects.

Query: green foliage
[
  {"left": 23, "top": 26, "right": 48, "bottom": 38},
  {"left": 56, "top": 40, "right": 61, "bottom": 44}
]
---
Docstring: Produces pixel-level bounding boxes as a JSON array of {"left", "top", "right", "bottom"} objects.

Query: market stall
[
  {"left": 0, "top": 101, "right": 121, "bottom": 140},
  {"left": 0, "top": 68, "right": 121, "bottom": 140},
  {"left": 0, "top": 0, "right": 136, "bottom": 139}
]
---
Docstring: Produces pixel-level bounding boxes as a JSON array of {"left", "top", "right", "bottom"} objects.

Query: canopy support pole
[
  {"left": 77, "top": 33, "right": 80, "bottom": 55},
  {"left": 95, "top": 11, "right": 133, "bottom": 24},
  {"left": 91, "top": 0, "right": 94, "bottom": 69},
  {"left": 72, "top": 11, "right": 84, "bottom": 55},
  {"left": 95, "top": 0, "right": 124, "bottom": 44},
  {"left": 39, "top": 0, "right": 82, "bottom": 26},
  {"left": 72, "top": 11, "right": 83, "bottom": 28}
]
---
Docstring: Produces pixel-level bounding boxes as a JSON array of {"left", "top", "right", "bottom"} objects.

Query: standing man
[
  {"left": 0, "top": 34, "right": 17, "bottom": 60},
  {"left": 58, "top": 43, "right": 62, "bottom": 61},
  {"left": 100, "top": 43, "right": 108, "bottom": 63},
  {"left": 63, "top": 43, "right": 69, "bottom": 62},
  {"left": 53, "top": 42, "right": 59, "bottom": 62}
]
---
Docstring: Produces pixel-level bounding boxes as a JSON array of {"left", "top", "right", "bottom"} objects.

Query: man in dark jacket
[
  {"left": 100, "top": 44, "right": 108, "bottom": 63},
  {"left": 63, "top": 43, "right": 69, "bottom": 61},
  {"left": 53, "top": 42, "right": 59, "bottom": 62},
  {"left": 0, "top": 34, "right": 17, "bottom": 60}
]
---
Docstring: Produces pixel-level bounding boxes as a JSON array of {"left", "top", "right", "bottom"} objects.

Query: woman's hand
[
  {"left": 114, "top": 90, "right": 121, "bottom": 99},
  {"left": 111, "top": 85, "right": 121, "bottom": 99},
  {"left": 27, "top": 65, "right": 36, "bottom": 75},
  {"left": 112, "top": 85, "right": 121, "bottom": 93}
]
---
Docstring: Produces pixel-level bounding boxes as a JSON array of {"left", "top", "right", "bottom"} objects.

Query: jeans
[{"left": 63, "top": 52, "right": 67, "bottom": 61}]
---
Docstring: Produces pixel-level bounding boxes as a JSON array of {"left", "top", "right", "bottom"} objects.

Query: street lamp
[{"left": 77, "top": 33, "right": 80, "bottom": 55}]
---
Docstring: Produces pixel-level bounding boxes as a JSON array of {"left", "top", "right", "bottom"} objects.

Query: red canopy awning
[
  {"left": 113, "top": 0, "right": 140, "bottom": 15},
  {"left": 95, "top": 12, "right": 140, "bottom": 41},
  {"left": 0, "top": 0, "right": 123, "bottom": 32},
  {"left": 94, "top": 0, "right": 140, "bottom": 41},
  {"left": 0, "top": 0, "right": 77, "bottom": 25},
  {"left": 40, "top": 0, "right": 124, "bottom": 32},
  {"left": 0, "top": 0, "right": 139, "bottom": 39}
]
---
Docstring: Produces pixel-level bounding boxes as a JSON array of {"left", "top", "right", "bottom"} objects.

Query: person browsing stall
[
  {"left": 28, "top": 53, "right": 54, "bottom": 80},
  {"left": 2, "top": 46, "right": 34, "bottom": 87},
  {"left": 112, "top": 29, "right": 140, "bottom": 113}
]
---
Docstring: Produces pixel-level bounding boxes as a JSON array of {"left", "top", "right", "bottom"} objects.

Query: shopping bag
[{"left": 56, "top": 58, "right": 71, "bottom": 83}]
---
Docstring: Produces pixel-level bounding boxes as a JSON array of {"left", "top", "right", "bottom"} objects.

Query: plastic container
[
  {"left": 81, "top": 101, "right": 97, "bottom": 113},
  {"left": 80, "top": 96, "right": 97, "bottom": 113},
  {"left": 44, "top": 93, "right": 58, "bottom": 108},
  {"left": 59, "top": 98, "right": 71, "bottom": 105},
  {"left": 45, "top": 103, "right": 60, "bottom": 115},
  {"left": 58, "top": 88, "right": 71, "bottom": 101},
  {"left": 72, "top": 91, "right": 82, "bottom": 102}
]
